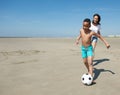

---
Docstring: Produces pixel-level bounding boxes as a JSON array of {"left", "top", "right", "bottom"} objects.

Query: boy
[{"left": 75, "top": 18, "right": 110, "bottom": 79}]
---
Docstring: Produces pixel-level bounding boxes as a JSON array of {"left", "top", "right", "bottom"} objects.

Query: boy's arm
[
  {"left": 98, "top": 31, "right": 101, "bottom": 35},
  {"left": 75, "top": 30, "right": 82, "bottom": 45},
  {"left": 93, "top": 32, "right": 110, "bottom": 49}
]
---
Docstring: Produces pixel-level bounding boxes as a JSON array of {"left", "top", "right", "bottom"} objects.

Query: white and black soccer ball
[{"left": 81, "top": 73, "right": 93, "bottom": 85}]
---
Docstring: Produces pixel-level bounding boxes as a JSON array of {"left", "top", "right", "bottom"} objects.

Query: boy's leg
[
  {"left": 87, "top": 56, "right": 93, "bottom": 76},
  {"left": 87, "top": 57, "right": 96, "bottom": 84},
  {"left": 83, "top": 58, "right": 89, "bottom": 72}
]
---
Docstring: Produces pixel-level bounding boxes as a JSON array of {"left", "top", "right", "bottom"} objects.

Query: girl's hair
[{"left": 92, "top": 13, "right": 101, "bottom": 25}]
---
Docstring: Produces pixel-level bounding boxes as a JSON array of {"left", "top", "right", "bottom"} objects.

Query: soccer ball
[{"left": 81, "top": 73, "right": 93, "bottom": 85}]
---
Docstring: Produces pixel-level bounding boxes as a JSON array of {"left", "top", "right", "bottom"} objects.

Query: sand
[{"left": 0, "top": 37, "right": 120, "bottom": 95}]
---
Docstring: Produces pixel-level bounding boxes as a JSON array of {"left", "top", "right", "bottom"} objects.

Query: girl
[{"left": 90, "top": 14, "right": 101, "bottom": 51}]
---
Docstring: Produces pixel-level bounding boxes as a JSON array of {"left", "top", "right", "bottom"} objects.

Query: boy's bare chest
[
  {"left": 81, "top": 32, "right": 92, "bottom": 42},
  {"left": 82, "top": 32, "right": 91, "bottom": 38}
]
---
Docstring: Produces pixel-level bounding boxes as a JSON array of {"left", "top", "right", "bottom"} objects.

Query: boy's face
[{"left": 83, "top": 22, "right": 91, "bottom": 30}]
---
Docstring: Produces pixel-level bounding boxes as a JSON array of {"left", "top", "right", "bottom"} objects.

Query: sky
[{"left": 0, "top": 0, "right": 120, "bottom": 37}]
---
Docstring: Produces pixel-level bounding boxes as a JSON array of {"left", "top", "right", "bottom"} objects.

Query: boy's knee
[
  {"left": 88, "top": 62, "right": 92, "bottom": 66},
  {"left": 84, "top": 62, "right": 87, "bottom": 65}
]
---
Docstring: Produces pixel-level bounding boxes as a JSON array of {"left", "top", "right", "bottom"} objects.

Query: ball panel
[{"left": 81, "top": 73, "right": 93, "bottom": 85}]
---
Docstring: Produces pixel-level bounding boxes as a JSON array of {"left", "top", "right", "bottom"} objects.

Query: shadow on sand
[
  {"left": 90, "top": 58, "right": 115, "bottom": 85},
  {"left": 93, "top": 58, "right": 110, "bottom": 66},
  {"left": 93, "top": 68, "right": 115, "bottom": 81}
]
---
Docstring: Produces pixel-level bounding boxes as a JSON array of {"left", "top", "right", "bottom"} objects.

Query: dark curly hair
[
  {"left": 83, "top": 18, "right": 91, "bottom": 24},
  {"left": 92, "top": 13, "right": 101, "bottom": 25}
]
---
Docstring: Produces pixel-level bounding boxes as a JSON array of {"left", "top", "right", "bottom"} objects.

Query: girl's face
[{"left": 93, "top": 16, "right": 99, "bottom": 24}]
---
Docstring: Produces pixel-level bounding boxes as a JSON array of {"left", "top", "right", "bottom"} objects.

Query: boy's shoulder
[{"left": 80, "top": 28, "right": 84, "bottom": 32}]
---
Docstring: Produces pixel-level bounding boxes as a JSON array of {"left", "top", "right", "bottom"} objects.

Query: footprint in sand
[{"left": 0, "top": 50, "right": 46, "bottom": 61}]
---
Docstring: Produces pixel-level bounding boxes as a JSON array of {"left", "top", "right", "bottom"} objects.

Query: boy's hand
[
  {"left": 106, "top": 44, "right": 110, "bottom": 49},
  {"left": 75, "top": 40, "right": 79, "bottom": 45}
]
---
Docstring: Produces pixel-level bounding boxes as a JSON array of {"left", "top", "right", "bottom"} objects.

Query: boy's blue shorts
[{"left": 81, "top": 45, "right": 93, "bottom": 58}]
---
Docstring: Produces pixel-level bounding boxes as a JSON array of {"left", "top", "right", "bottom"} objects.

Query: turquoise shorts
[{"left": 81, "top": 45, "right": 93, "bottom": 58}]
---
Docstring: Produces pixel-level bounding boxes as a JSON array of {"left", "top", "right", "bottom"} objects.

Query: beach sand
[{"left": 0, "top": 37, "right": 120, "bottom": 95}]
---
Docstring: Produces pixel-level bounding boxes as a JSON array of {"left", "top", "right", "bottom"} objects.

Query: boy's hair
[
  {"left": 92, "top": 13, "right": 101, "bottom": 25},
  {"left": 83, "top": 18, "right": 91, "bottom": 24}
]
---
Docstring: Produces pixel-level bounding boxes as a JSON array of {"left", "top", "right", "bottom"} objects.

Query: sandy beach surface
[{"left": 0, "top": 37, "right": 120, "bottom": 95}]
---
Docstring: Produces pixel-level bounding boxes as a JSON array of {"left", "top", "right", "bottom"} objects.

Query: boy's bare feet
[{"left": 92, "top": 80, "right": 96, "bottom": 84}]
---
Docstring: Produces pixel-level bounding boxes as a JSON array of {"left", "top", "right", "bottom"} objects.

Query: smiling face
[
  {"left": 93, "top": 14, "right": 101, "bottom": 25},
  {"left": 83, "top": 21, "right": 91, "bottom": 31},
  {"left": 93, "top": 15, "right": 99, "bottom": 24}
]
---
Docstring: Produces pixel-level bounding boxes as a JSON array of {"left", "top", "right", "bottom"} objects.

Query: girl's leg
[
  {"left": 92, "top": 41, "right": 97, "bottom": 51},
  {"left": 92, "top": 42, "right": 97, "bottom": 60}
]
